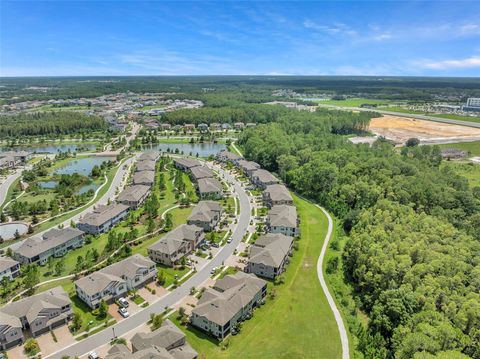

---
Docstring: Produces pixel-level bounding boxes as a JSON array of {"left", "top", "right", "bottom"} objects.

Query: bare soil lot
[{"left": 369, "top": 115, "right": 480, "bottom": 145}]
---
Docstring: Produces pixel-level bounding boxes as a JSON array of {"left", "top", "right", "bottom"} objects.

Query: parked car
[
  {"left": 227, "top": 238, "right": 233, "bottom": 243},
  {"left": 118, "top": 297, "right": 129, "bottom": 308},
  {"left": 118, "top": 307, "right": 130, "bottom": 318},
  {"left": 212, "top": 243, "right": 219, "bottom": 248},
  {"left": 210, "top": 267, "right": 217, "bottom": 274},
  {"left": 88, "top": 351, "right": 99, "bottom": 359}
]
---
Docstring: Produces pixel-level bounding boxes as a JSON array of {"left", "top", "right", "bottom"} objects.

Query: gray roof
[
  {"left": 193, "top": 272, "right": 266, "bottom": 326},
  {"left": 188, "top": 201, "right": 222, "bottom": 223},
  {"left": 79, "top": 203, "right": 129, "bottom": 227},
  {"left": 249, "top": 233, "right": 293, "bottom": 267},
  {"left": 173, "top": 158, "right": 201, "bottom": 169},
  {"left": 105, "top": 343, "right": 175, "bottom": 359},
  {"left": 190, "top": 166, "right": 214, "bottom": 181},
  {"left": 0, "top": 311, "right": 22, "bottom": 330},
  {"left": 139, "top": 151, "right": 160, "bottom": 161},
  {"left": 197, "top": 177, "right": 223, "bottom": 194},
  {"left": 268, "top": 205, "right": 298, "bottom": 228},
  {"left": 149, "top": 224, "right": 203, "bottom": 254},
  {"left": 217, "top": 150, "right": 241, "bottom": 161},
  {"left": 0, "top": 256, "right": 19, "bottom": 273},
  {"left": 117, "top": 185, "right": 150, "bottom": 203},
  {"left": 237, "top": 160, "right": 260, "bottom": 172},
  {"left": 14, "top": 227, "right": 84, "bottom": 259},
  {"left": 136, "top": 160, "right": 156, "bottom": 172},
  {"left": 131, "top": 319, "right": 186, "bottom": 351},
  {"left": 252, "top": 169, "right": 279, "bottom": 184},
  {"left": 75, "top": 254, "right": 154, "bottom": 296},
  {"left": 133, "top": 170, "right": 155, "bottom": 185},
  {"left": 264, "top": 184, "right": 293, "bottom": 202},
  {"left": 1, "top": 286, "right": 71, "bottom": 324}
]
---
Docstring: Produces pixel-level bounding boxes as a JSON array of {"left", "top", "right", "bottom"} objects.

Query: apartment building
[{"left": 77, "top": 203, "right": 130, "bottom": 235}]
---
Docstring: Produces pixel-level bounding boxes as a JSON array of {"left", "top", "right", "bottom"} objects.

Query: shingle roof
[
  {"left": 14, "top": 227, "right": 84, "bottom": 259},
  {"left": 193, "top": 272, "right": 266, "bottom": 326},
  {"left": 190, "top": 166, "right": 214, "bottom": 181},
  {"left": 249, "top": 233, "right": 293, "bottom": 267},
  {"left": 131, "top": 319, "right": 185, "bottom": 351},
  {"left": 149, "top": 224, "right": 203, "bottom": 254},
  {"left": 136, "top": 160, "right": 156, "bottom": 172},
  {"left": 173, "top": 158, "right": 201, "bottom": 169},
  {"left": 79, "top": 203, "right": 129, "bottom": 227},
  {"left": 252, "top": 169, "right": 279, "bottom": 184},
  {"left": 117, "top": 185, "right": 150, "bottom": 203},
  {"left": 237, "top": 160, "right": 260, "bottom": 172},
  {"left": 217, "top": 150, "right": 241, "bottom": 161},
  {"left": 197, "top": 178, "right": 222, "bottom": 194},
  {"left": 187, "top": 201, "right": 222, "bottom": 223},
  {"left": 133, "top": 170, "right": 155, "bottom": 185},
  {"left": 0, "top": 311, "right": 22, "bottom": 329},
  {"left": 264, "top": 184, "right": 293, "bottom": 202},
  {"left": 75, "top": 271, "right": 124, "bottom": 296},
  {"left": 267, "top": 205, "right": 298, "bottom": 228},
  {"left": 139, "top": 151, "right": 160, "bottom": 162},
  {"left": 0, "top": 257, "right": 19, "bottom": 273}
]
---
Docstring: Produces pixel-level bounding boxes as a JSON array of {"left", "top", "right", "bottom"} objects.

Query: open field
[
  {"left": 319, "top": 98, "right": 393, "bottom": 107},
  {"left": 170, "top": 195, "right": 342, "bottom": 358},
  {"left": 383, "top": 107, "right": 480, "bottom": 124},
  {"left": 437, "top": 141, "right": 480, "bottom": 156},
  {"left": 369, "top": 115, "right": 480, "bottom": 145},
  {"left": 442, "top": 162, "right": 480, "bottom": 187}
]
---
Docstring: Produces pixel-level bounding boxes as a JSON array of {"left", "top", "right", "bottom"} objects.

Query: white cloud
[
  {"left": 303, "top": 20, "right": 357, "bottom": 37},
  {"left": 420, "top": 56, "right": 480, "bottom": 70}
]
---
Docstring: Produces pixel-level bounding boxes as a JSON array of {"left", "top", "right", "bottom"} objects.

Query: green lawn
[
  {"left": 170, "top": 194, "right": 342, "bottom": 358},
  {"left": 321, "top": 98, "right": 393, "bottom": 107},
  {"left": 441, "top": 162, "right": 480, "bottom": 187}
]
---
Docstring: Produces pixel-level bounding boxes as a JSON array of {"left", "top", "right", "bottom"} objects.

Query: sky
[{"left": 1, "top": 1, "right": 480, "bottom": 77}]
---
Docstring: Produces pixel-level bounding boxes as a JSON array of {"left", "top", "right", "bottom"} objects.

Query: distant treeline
[
  {"left": 238, "top": 109, "right": 480, "bottom": 358},
  {"left": 0, "top": 112, "right": 109, "bottom": 137}
]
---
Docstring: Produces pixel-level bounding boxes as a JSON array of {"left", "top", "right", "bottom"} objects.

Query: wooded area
[{"left": 238, "top": 108, "right": 480, "bottom": 358}]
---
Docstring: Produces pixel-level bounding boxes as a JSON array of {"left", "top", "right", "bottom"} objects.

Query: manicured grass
[
  {"left": 157, "top": 264, "right": 190, "bottom": 287},
  {"left": 132, "top": 295, "right": 145, "bottom": 305},
  {"left": 436, "top": 141, "right": 480, "bottom": 156},
  {"left": 217, "top": 266, "right": 238, "bottom": 279},
  {"left": 171, "top": 195, "right": 342, "bottom": 358}
]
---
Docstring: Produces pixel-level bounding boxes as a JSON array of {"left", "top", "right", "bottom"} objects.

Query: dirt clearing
[{"left": 369, "top": 115, "right": 480, "bottom": 145}]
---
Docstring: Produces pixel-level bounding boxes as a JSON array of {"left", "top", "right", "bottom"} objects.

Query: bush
[{"left": 23, "top": 338, "right": 40, "bottom": 356}]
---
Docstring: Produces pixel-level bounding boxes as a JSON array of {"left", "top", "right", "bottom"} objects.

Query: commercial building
[
  {"left": 77, "top": 203, "right": 130, "bottom": 235},
  {"left": 75, "top": 254, "right": 156, "bottom": 309},
  {"left": 190, "top": 272, "right": 267, "bottom": 339},
  {"left": 13, "top": 228, "right": 85, "bottom": 265}
]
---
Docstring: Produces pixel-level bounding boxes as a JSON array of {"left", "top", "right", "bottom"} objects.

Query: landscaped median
[{"left": 167, "top": 194, "right": 343, "bottom": 358}]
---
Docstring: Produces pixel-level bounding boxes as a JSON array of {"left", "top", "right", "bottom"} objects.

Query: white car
[
  {"left": 118, "top": 307, "right": 130, "bottom": 318},
  {"left": 118, "top": 297, "right": 129, "bottom": 308},
  {"left": 227, "top": 238, "right": 233, "bottom": 243},
  {"left": 88, "top": 352, "right": 99, "bottom": 359},
  {"left": 210, "top": 267, "right": 217, "bottom": 274}
]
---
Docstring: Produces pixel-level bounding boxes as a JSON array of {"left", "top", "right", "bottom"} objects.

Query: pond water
[
  {"left": 143, "top": 142, "right": 226, "bottom": 157},
  {"left": 1, "top": 143, "right": 97, "bottom": 154},
  {"left": 0, "top": 222, "right": 28, "bottom": 240},
  {"left": 38, "top": 180, "right": 58, "bottom": 189},
  {"left": 77, "top": 183, "right": 100, "bottom": 194},
  {"left": 54, "top": 156, "right": 113, "bottom": 176}
]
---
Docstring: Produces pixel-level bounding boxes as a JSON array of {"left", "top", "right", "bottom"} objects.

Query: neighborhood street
[
  {"left": 0, "top": 168, "right": 23, "bottom": 208},
  {"left": 45, "top": 162, "right": 252, "bottom": 359}
]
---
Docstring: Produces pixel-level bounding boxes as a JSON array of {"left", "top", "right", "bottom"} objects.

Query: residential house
[
  {"left": 246, "top": 233, "right": 294, "bottom": 279},
  {"left": 221, "top": 123, "right": 231, "bottom": 131},
  {"left": 197, "top": 123, "right": 209, "bottom": 132},
  {"left": 135, "top": 160, "right": 156, "bottom": 172},
  {"left": 0, "top": 286, "right": 72, "bottom": 342},
  {"left": 173, "top": 158, "right": 201, "bottom": 173},
  {"left": 197, "top": 177, "right": 223, "bottom": 200},
  {"left": 187, "top": 201, "right": 223, "bottom": 231},
  {"left": 161, "top": 123, "right": 172, "bottom": 131},
  {"left": 75, "top": 254, "right": 156, "bottom": 309},
  {"left": 216, "top": 150, "right": 242, "bottom": 164},
  {"left": 184, "top": 124, "right": 195, "bottom": 132},
  {"left": 77, "top": 203, "right": 130, "bottom": 235},
  {"left": 246, "top": 122, "right": 256, "bottom": 128},
  {"left": 190, "top": 272, "right": 267, "bottom": 339},
  {"left": 139, "top": 151, "right": 160, "bottom": 162},
  {"left": 13, "top": 228, "right": 85, "bottom": 265},
  {"left": 133, "top": 170, "right": 155, "bottom": 186},
  {"left": 266, "top": 205, "right": 300, "bottom": 237},
  {"left": 129, "top": 319, "right": 197, "bottom": 359},
  {"left": 148, "top": 224, "right": 204, "bottom": 267},
  {"left": 251, "top": 169, "right": 280, "bottom": 189},
  {"left": 0, "top": 257, "right": 20, "bottom": 281},
  {"left": 117, "top": 185, "right": 151, "bottom": 208},
  {"left": 237, "top": 160, "right": 261, "bottom": 177},
  {"left": 210, "top": 123, "right": 221, "bottom": 131},
  {"left": 262, "top": 184, "right": 293, "bottom": 208},
  {"left": 190, "top": 166, "right": 214, "bottom": 182},
  {"left": 234, "top": 122, "right": 245, "bottom": 130}
]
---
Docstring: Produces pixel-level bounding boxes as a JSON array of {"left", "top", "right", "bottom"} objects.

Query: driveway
[{"left": 37, "top": 326, "right": 75, "bottom": 357}]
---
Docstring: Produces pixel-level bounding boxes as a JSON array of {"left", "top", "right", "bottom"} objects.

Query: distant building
[
  {"left": 463, "top": 98, "right": 480, "bottom": 112},
  {"left": 441, "top": 148, "right": 468, "bottom": 160}
]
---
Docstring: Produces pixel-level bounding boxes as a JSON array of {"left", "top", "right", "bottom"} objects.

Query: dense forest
[
  {"left": 0, "top": 111, "right": 109, "bottom": 137},
  {"left": 238, "top": 108, "right": 480, "bottom": 358}
]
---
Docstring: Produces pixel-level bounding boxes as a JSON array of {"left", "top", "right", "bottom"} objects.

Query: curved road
[
  {"left": 0, "top": 169, "right": 23, "bottom": 209},
  {"left": 316, "top": 204, "right": 350, "bottom": 359},
  {"left": 45, "top": 162, "right": 251, "bottom": 359}
]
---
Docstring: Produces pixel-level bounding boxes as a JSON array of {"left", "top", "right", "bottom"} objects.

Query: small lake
[
  {"left": 0, "top": 143, "right": 97, "bottom": 154},
  {"left": 0, "top": 222, "right": 28, "bottom": 240},
  {"left": 54, "top": 156, "right": 113, "bottom": 176},
  {"left": 38, "top": 180, "right": 58, "bottom": 189},
  {"left": 77, "top": 183, "right": 100, "bottom": 194},
  {"left": 144, "top": 142, "right": 226, "bottom": 157}
]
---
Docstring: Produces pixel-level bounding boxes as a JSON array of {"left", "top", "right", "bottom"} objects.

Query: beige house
[
  {"left": 190, "top": 166, "right": 214, "bottom": 182},
  {"left": 135, "top": 160, "right": 156, "bottom": 172},
  {"left": 197, "top": 177, "right": 223, "bottom": 200},
  {"left": 216, "top": 150, "right": 242, "bottom": 164},
  {"left": 190, "top": 272, "right": 267, "bottom": 339},
  {"left": 263, "top": 184, "right": 294, "bottom": 208},
  {"left": 77, "top": 203, "right": 130, "bottom": 235},
  {"left": 237, "top": 160, "right": 261, "bottom": 177},
  {"left": 0, "top": 257, "right": 20, "bottom": 281},
  {"left": 251, "top": 169, "right": 280, "bottom": 189},
  {"left": 246, "top": 233, "right": 294, "bottom": 279},
  {"left": 187, "top": 201, "right": 223, "bottom": 231},
  {"left": 75, "top": 254, "right": 156, "bottom": 309},
  {"left": 0, "top": 286, "right": 72, "bottom": 344},
  {"left": 117, "top": 184, "right": 151, "bottom": 208},
  {"left": 148, "top": 224, "right": 204, "bottom": 267},
  {"left": 133, "top": 170, "right": 155, "bottom": 186},
  {"left": 266, "top": 205, "right": 300, "bottom": 237},
  {"left": 173, "top": 158, "right": 201, "bottom": 172}
]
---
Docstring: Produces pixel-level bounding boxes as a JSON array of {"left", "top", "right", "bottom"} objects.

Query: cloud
[
  {"left": 420, "top": 56, "right": 480, "bottom": 70},
  {"left": 303, "top": 20, "right": 357, "bottom": 37}
]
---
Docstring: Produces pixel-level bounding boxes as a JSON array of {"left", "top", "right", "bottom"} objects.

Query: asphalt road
[
  {"left": 318, "top": 104, "right": 480, "bottom": 129},
  {"left": 0, "top": 168, "right": 23, "bottom": 209},
  {"left": 45, "top": 163, "right": 251, "bottom": 359}
]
